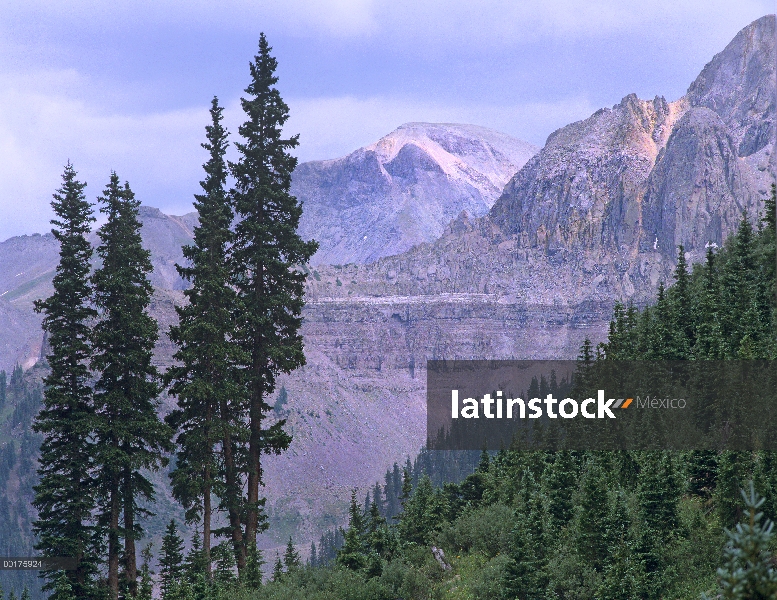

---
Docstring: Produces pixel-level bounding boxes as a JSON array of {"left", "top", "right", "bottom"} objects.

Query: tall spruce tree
[
  {"left": 337, "top": 491, "right": 367, "bottom": 571},
  {"left": 668, "top": 245, "right": 693, "bottom": 357},
  {"left": 32, "top": 163, "right": 100, "bottom": 599},
  {"left": 721, "top": 214, "right": 756, "bottom": 356},
  {"left": 693, "top": 249, "right": 726, "bottom": 358},
  {"left": 136, "top": 544, "right": 154, "bottom": 600},
  {"left": 159, "top": 520, "right": 185, "bottom": 597},
  {"left": 166, "top": 97, "right": 246, "bottom": 576},
  {"left": 229, "top": 32, "right": 318, "bottom": 570},
  {"left": 283, "top": 537, "right": 301, "bottom": 572},
  {"left": 91, "top": 173, "right": 173, "bottom": 598},
  {"left": 709, "top": 482, "right": 777, "bottom": 599}
]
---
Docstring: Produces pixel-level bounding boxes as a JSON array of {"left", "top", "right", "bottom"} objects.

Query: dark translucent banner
[
  {"left": 426, "top": 360, "right": 777, "bottom": 451},
  {"left": 0, "top": 557, "right": 78, "bottom": 570}
]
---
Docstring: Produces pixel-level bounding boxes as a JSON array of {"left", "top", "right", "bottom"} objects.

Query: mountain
[
  {"left": 0, "top": 14, "right": 775, "bottom": 554},
  {"left": 0, "top": 206, "right": 199, "bottom": 372},
  {"left": 491, "top": 14, "right": 774, "bottom": 267},
  {"left": 294, "top": 122, "right": 537, "bottom": 265},
  {"left": 319, "top": 15, "right": 775, "bottom": 306}
]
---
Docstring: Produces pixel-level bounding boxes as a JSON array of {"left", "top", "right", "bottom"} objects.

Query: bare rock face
[
  {"left": 488, "top": 14, "right": 775, "bottom": 271},
  {"left": 294, "top": 122, "right": 537, "bottom": 265},
  {"left": 640, "top": 107, "right": 758, "bottom": 259},
  {"left": 0, "top": 208, "right": 198, "bottom": 372},
  {"left": 687, "top": 14, "right": 775, "bottom": 158},
  {"left": 489, "top": 94, "right": 686, "bottom": 257},
  {"left": 134, "top": 206, "right": 199, "bottom": 291}
]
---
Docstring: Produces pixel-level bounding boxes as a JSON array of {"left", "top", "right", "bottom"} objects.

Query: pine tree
[
  {"left": 137, "top": 544, "right": 154, "bottom": 600},
  {"left": 503, "top": 470, "right": 548, "bottom": 600},
  {"left": 668, "top": 244, "right": 693, "bottom": 357},
  {"left": 716, "top": 451, "right": 750, "bottom": 530},
  {"left": 687, "top": 449, "right": 718, "bottom": 501},
  {"left": 337, "top": 490, "right": 367, "bottom": 571},
  {"left": 52, "top": 573, "right": 75, "bottom": 600},
  {"left": 372, "top": 482, "right": 384, "bottom": 517},
  {"left": 708, "top": 481, "right": 777, "bottom": 599},
  {"left": 362, "top": 498, "right": 396, "bottom": 577},
  {"left": 650, "top": 283, "right": 674, "bottom": 359},
  {"left": 160, "top": 520, "right": 185, "bottom": 597},
  {"left": 183, "top": 532, "right": 209, "bottom": 600},
  {"left": 91, "top": 173, "right": 173, "bottom": 598},
  {"left": 693, "top": 249, "right": 726, "bottom": 358},
  {"left": 212, "top": 542, "right": 236, "bottom": 587},
  {"left": 31, "top": 164, "right": 100, "bottom": 599},
  {"left": 633, "top": 452, "right": 681, "bottom": 599},
  {"left": 0, "top": 370, "right": 6, "bottom": 408},
  {"left": 271, "top": 553, "right": 284, "bottom": 582},
  {"left": 283, "top": 537, "right": 301, "bottom": 572},
  {"left": 229, "top": 31, "right": 319, "bottom": 573},
  {"left": 542, "top": 450, "right": 577, "bottom": 531},
  {"left": 166, "top": 96, "right": 245, "bottom": 576},
  {"left": 721, "top": 214, "right": 756, "bottom": 356},
  {"left": 598, "top": 487, "right": 637, "bottom": 599},
  {"left": 575, "top": 457, "right": 610, "bottom": 571},
  {"left": 397, "top": 475, "right": 445, "bottom": 546},
  {"left": 637, "top": 452, "right": 679, "bottom": 540},
  {"left": 399, "top": 467, "right": 413, "bottom": 514}
]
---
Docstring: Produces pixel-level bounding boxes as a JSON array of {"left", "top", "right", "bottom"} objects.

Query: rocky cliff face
[
  {"left": 0, "top": 207, "right": 199, "bottom": 372},
  {"left": 294, "top": 122, "right": 537, "bottom": 265},
  {"left": 490, "top": 94, "right": 686, "bottom": 257},
  {"left": 0, "top": 14, "right": 774, "bottom": 547},
  {"left": 490, "top": 14, "right": 774, "bottom": 269}
]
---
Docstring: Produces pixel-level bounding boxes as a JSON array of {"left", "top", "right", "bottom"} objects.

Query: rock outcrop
[
  {"left": 0, "top": 14, "right": 775, "bottom": 547},
  {"left": 294, "top": 122, "right": 537, "bottom": 265}
]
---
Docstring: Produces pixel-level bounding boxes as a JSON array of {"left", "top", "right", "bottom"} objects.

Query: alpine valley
[{"left": 0, "top": 13, "right": 774, "bottom": 569}]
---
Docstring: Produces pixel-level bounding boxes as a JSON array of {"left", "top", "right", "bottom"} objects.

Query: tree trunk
[
  {"left": 107, "top": 475, "right": 120, "bottom": 600},
  {"left": 123, "top": 463, "right": 137, "bottom": 596},
  {"left": 245, "top": 280, "right": 264, "bottom": 552},
  {"left": 245, "top": 384, "right": 261, "bottom": 550},
  {"left": 203, "top": 463, "right": 211, "bottom": 577},
  {"left": 220, "top": 396, "right": 246, "bottom": 574}
]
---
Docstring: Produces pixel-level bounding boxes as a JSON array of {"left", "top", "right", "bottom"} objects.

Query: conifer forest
[{"left": 1, "top": 29, "right": 777, "bottom": 600}]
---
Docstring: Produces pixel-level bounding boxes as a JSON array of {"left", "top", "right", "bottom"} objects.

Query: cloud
[
  {"left": 284, "top": 95, "right": 597, "bottom": 161},
  {"left": 3, "top": 0, "right": 771, "bottom": 44},
  {"left": 0, "top": 0, "right": 772, "bottom": 241},
  {"left": 0, "top": 0, "right": 380, "bottom": 39},
  {"left": 0, "top": 69, "right": 208, "bottom": 241},
  {"left": 0, "top": 70, "right": 595, "bottom": 241}
]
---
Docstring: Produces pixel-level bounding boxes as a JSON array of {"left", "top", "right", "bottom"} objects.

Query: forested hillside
[
  {"left": 0, "top": 364, "right": 45, "bottom": 599},
  {"left": 147, "top": 193, "right": 774, "bottom": 599},
  {"left": 2, "top": 15, "right": 776, "bottom": 599}
]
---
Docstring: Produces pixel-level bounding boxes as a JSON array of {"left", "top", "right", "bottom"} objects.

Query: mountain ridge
[
  {"left": 294, "top": 122, "right": 538, "bottom": 265},
  {"left": 0, "top": 14, "right": 774, "bottom": 551}
]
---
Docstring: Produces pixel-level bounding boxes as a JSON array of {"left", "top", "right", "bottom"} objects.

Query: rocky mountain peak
[
  {"left": 490, "top": 15, "right": 774, "bottom": 265},
  {"left": 365, "top": 122, "right": 538, "bottom": 190},
  {"left": 489, "top": 90, "right": 687, "bottom": 255},
  {"left": 294, "top": 122, "right": 537, "bottom": 265},
  {"left": 686, "top": 14, "right": 775, "bottom": 157}
]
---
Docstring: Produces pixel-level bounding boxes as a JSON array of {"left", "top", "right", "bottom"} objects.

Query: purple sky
[{"left": 0, "top": 0, "right": 773, "bottom": 241}]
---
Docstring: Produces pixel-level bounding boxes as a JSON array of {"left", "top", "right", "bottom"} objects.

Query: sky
[{"left": 0, "top": 0, "right": 774, "bottom": 241}]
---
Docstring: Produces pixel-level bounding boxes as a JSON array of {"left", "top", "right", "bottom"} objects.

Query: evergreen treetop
[
  {"left": 91, "top": 172, "right": 172, "bottom": 598},
  {"left": 31, "top": 163, "right": 100, "bottom": 600},
  {"left": 228, "top": 31, "right": 318, "bottom": 566}
]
